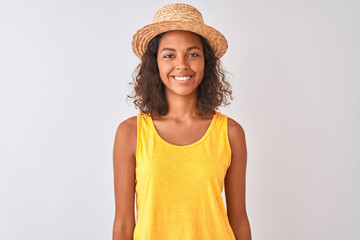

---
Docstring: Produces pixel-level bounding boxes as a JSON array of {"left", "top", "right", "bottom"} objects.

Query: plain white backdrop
[{"left": 1, "top": 0, "right": 359, "bottom": 239}]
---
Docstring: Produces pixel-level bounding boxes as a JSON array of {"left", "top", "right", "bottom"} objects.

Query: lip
[{"left": 170, "top": 75, "right": 193, "bottom": 84}]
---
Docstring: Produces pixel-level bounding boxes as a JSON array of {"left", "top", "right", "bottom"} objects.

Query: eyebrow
[{"left": 160, "top": 46, "right": 201, "bottom": 53}]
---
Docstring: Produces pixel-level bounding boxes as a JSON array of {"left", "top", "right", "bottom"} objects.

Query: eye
[
  {"left": 189, "top": 53, "right": 200, "bottom": 57},
  {"left": 163, "top": 54, "right": 174, "bottom": 58}
]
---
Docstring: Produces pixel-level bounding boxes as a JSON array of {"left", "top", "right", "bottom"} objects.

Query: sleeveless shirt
[{"left": 134, "top": 110, "right": 236, "bottom": 240}]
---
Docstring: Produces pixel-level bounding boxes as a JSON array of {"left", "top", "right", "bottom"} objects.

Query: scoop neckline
[{"left": 147, "top": 111, "right": 218, "bottom": 149}]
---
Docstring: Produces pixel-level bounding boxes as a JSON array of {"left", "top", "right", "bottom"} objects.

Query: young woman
[{"left": 112, "top": 3, "right": 251, "bottom": 240}]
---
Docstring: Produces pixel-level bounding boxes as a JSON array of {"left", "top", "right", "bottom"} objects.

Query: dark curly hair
[{"left": 127, "top": 31, "right": 233, "bottom": 118}]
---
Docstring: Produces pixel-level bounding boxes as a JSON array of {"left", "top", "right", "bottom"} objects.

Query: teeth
[{"left": 174, "top": 76, "right": 191, "bottom": 81}]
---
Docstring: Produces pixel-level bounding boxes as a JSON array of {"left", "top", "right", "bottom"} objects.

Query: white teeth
[{"left": 174, "top": 76, "right": 191, "bottom": 81}]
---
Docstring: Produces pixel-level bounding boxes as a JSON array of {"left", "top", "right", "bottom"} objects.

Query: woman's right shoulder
[
  {"left": 114, "top": 115, "right": 138, "bottom": 156},
  {"left": 115, "top": 114, "right": 138, "bottom": 137}
]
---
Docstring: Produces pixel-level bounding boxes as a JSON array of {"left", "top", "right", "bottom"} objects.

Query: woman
[{"left": 112, "top": 3, "right": 251, "bottom": 240}]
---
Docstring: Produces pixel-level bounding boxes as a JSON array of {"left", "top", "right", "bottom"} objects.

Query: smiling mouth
[{"left": 171, "top": 75, "right": 193, "bottom": 81}]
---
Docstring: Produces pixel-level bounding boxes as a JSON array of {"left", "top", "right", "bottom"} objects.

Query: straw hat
[{"left": 131, "top": 3, "right": 228, "bottom": 59}]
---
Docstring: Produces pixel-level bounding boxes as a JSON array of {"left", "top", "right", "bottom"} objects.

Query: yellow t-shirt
[{"left": 134, "top": 110, "right": 235, "bottom": 240}]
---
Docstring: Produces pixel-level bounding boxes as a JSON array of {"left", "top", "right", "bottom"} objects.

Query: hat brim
[{"left": 131, "top": 21, "right": 228, "bottom": 59}]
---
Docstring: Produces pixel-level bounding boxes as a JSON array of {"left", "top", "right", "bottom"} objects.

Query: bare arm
[
  {"left": 112, "top": 117, "right": 137, "bottom": 240},
  {"left": 225, "top": 117, "right": 252, "bottom": 240}
]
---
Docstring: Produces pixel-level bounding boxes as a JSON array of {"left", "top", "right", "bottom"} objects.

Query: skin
[
  {"left": 112, "top": 30, "right": 251, "bottom": 240},
  {"left": 156, "top": 30, "right": 205, "bottom": 119}
]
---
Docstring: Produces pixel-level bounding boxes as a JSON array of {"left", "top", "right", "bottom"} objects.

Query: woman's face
[{"left": 157, "top": 30, "right": 205, "bottom": 99}]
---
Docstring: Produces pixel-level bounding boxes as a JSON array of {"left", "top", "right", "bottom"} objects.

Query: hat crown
[
  {"left": 132, "top": 3, "right": 228, "bottom": 59},
  {"left": 152, "top": 3, "right": 204, "bottom": 24}
]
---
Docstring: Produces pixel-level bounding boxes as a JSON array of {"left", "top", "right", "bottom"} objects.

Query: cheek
[
  {"left": 157, "top": 60, "right": 169, "bottom": 73},
  {"left": 194, "top": 60, "right": 205, "bottom": 76},
  {"left": 157, "top": 61, "right": 172, "bottom": 81}
]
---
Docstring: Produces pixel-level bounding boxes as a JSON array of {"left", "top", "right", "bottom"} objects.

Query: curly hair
[{"left": 127, "top": 31, "right": 233, "bottom": 118}]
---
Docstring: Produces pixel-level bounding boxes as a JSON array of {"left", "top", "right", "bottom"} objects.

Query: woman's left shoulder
[{"left": 226, "top": 115, "right": 246, "bottom": 141}]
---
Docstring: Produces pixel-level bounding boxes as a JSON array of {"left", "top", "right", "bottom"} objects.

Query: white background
[{"left": 1, "top": 0, "right": 359, "bottom": 239}]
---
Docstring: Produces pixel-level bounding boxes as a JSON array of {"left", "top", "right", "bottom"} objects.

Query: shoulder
[
  {"left": 225, "top": 116, "right": 247, "bottom": 171},
  {"left": 226, "top": 116, "right": 246, "bottom": 149},
  {"left": 115, "top": 115, "right": 137, "bottom": 135},
  {"left": 227, "top": 116, "right": 245, "bottom": 136},
  {"left": 114, "top": 114, "right": 138, "bottom": 157}
]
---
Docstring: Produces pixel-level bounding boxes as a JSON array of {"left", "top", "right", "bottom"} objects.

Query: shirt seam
[
  {"left": 148, "top": 111, "right": 218, "bottom": 149},
  {"left": 224, "top": 114, "right": 232, "bottom": 169}
]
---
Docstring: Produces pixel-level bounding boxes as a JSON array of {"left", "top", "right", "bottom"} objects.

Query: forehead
[{"left": 158, "top": 30, "right": 202, "bottom": 48}]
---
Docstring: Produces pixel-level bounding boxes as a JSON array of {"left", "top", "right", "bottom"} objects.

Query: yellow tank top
[{"left": 134, "top": 110, "right": 236, "bottom": 240}]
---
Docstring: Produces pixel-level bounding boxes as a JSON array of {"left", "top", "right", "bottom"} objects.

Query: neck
[{"left": 164, "top": 92, "right": 198, "bottom": 120}]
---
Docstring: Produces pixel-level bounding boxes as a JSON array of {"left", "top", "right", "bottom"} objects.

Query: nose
[{"left": 175, "top": 56, "right": 189, "bottom": 70}]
